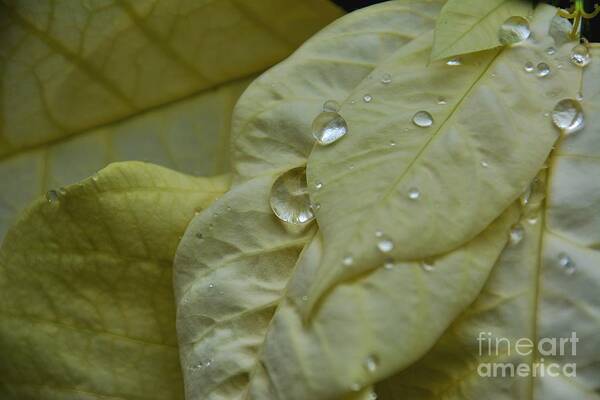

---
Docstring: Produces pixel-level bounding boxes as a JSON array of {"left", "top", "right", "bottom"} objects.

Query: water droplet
[
  {"left": 311, "top": 202, "right": 321, "bottom": 211},
  {"left": 312, "top": 112, "right": 348, "bottom": 145},
  {"left": 363, "top": 354, "right": 379, "bottom": 373},
  {"left": 552, "top": 99, "right": 584, "bottom": 135},
  {"left": 323, "top": 100, "right": 340, "bottom": 112},
  {"left": 558, "top": 252, "right": 575, "bottom": 274},
  {"left": 301, "top": 295, "right": 308, "bottom": 302},
  {"left": 384, "top": 259, "right": 395, "bottom": 270},
  {"left": 348, "top": 164, "right": 355, "bottom": 170},
  {"left": 510, "top": 224, "right": 524, "bottom": 245},
  {"left": 437, "top": 97, "right": 447, "bottom": 105},
  {"left": 375, "top": 230, "right": 383, "bottom": 238},
  {"left": 527, "top": 215, "right": 539, "bottom": 225},
  {"left": 520, "top": 185, "right": 532, "bottom": 207},
  {"left": 546, "top": 46, "right": 556, "bottom": 55},
  {"left": 45, "top": 190, "right": 59, "bottom": 203},
  {"left": 498, "top": 16, "right": 531, "bottom": 45},
  {"left": 350, "top": 383, "right": 362, "bottom": 392},
  {"left": 363, "top": 94, "right": 373, "bottom": 103},
  {"left": 524, "top": 61, "right": 534, "bottom": 72},
  {"left": 377, "top": 238, "right": 394, "bottom": 253},
  {"left": 576, "top": 91, "right": 584, "bottom": 101},
  {"left": 480, "top": 160, "right": 489, "bottom": 168},
  {"left": 536, "top": 62, "right": 550, "bottom": 78},
  {"left": 420, "top": 259, "right": 435, "bottom": 272},
  {"left": 570, "top": 44, "right": 591, "bottom": 67},
  {"left": 390, "top": 140, "right": 396, "bottom": 147},
  {"left": 543, "top": 112, "right": 550, "bottom": 118},
  {"left": 343, "top": 255, "right": 354, "bottom": 266},
  {"left": 208, "top": 283, "right": 215, "bottom": 289},
  {"left": 368, "top": 392, "right": 378, "bottom": 400},
  {"left": 315, "top": 181, "right": 323, "bottom": 190},
  {"left": 381, "top": 73, "right": 392, "bottom": 84},
  {"left": 269, "top": 167, "right": 315, "bottom": 225},
  {"left": 91, "top": 174, "right": 99, "bottom": 182},
  {"left": 446, "top": 58, "right": 462, "bottom": 66},
  {"left": 412, "top": 111, "right": 433, "bottom": 128},
  {"left": 226, "top": 206, "right": 232, "bottom": 211},
  {"left": 408, "top": 187, "right": 421, "bottom": 200}
]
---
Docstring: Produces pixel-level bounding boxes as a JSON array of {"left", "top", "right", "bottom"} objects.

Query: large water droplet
[
  {"left": 558, "top": 252, "right": 575, "bottom": 275},
  {"left": 524, "top": 61, "right": 534, "bottom": 72},
  {"left": 377, "top": 238, "right": 394, "bottom": 253},
  {"left": 363, "top": 94, "right": 373, "bottom": 103},
  {"left": 536, "top": 63, "right": 550, "bottom": 77},
  {"left": 312, "top": 112, "right": 348, "bottom": 145},
  {"left": 552, "top": 99, "right": 584, "bottom": 135},
  {"left": 570, "top": 44, "right": 591, "bottom": 67},
  {"left": 446, "top": 58, "right": 462, "bottom": 66},
  {"left": 269, "top": 167, "right": 315, "bottom": 225},
  {"left": 323, "top": 100, "right": 340, "bottom": 112},
  {"left": 363, "top": 355, "right": 379, "bottom": 373},
  {"left": 498, "top": 16, "right": 531, "bottom": 45},
  {"left": 412, "top": 111, "right": 433, "bottom": 128},
  {"left": 408, "top": 187, "right": 421, "bottom": 200},
  {"left": 510, "top": 224, "right": 524, "bottom": 245},
  {"left": 381, "top": 73, "right": 392, "bottom": 84},
  {"left": 45, "top": 190, "right": 59, "bottom": 203}
]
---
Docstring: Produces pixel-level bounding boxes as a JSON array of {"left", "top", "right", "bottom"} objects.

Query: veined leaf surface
[
  {"left": 375, "top": 46, "right": 600, "bottom": 400},
  {"left": 304, "top": 4, "right": 577, "bottom": 314},
  {"left": 431, "top": 0, "right": 532, "bottom": 61},
  {"left": 0, "top": 0, "right": 342, "bottom": 242},
  {"left": 0, "top": 162, "right": 229, "bottom": 399}
]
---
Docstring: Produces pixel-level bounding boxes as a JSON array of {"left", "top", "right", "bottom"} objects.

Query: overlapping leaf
[
  {"left": 0, "top": 162, "right": 229, "bottom": 399},
  {"left": 0, "top": 0, "right": 342, "bottom": 242}
]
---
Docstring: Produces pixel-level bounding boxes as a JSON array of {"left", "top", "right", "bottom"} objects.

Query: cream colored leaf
[
  {"left": 0, "top": 0, "right": 342, "bottom": 242},
  {"left": 375, "top": 46, "right": 600, "bottom": 400},
  {"left": 431, "top": 0, "right": 532, "bottom": 61},
  {"left": 303, "top": 4, "right": 576, "bottom": 315},
  {"left": 0, "top": 161, "right": 229, "bottom": 399},
  {"left": 231, "top": 0, "right": 445, "bottom": 182}
]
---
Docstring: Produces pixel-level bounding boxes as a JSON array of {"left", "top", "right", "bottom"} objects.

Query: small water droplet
[
  {"left": 412, "top": 111, "right": 433, "bottom": 128},
  {"left": 480, "top": 160, "right": 489, "bottom": 168},
  {"left": 544, "top": 112, "right": 550, "bottom": 118},
  {"left": 384, "top": 258, "right": 395, "bottom": 270},
  {"left": 536, "top": 62, "right": 550, "bottom": 77},
  {"left": 343, "top": 255, "right": 354, "bottom": 266},
  {"left": 570, "top": 44, "right": 591, "bottom": 67},
  {"left": 348, "top": 164, "right": 355, "bottom": 170},
  {"left": 437, "top": 96, "right": 447, "bottom": 105},
  {"left": 368, "top": 392, "right": 378, "bottom": 400},
  {"left": 552, "top": 99, "right": 584, "bottom": 135},
  {"left": 390, "top": 140, "right": 396, "bottom": 147},
  {"left": 301, "top": 295, "right": 308, "bottom": 302},
  {"left": 381, "top": 73, "right": 392, "bottom": 84},
  {"left": 323, "top": 100, "right": 340, "bottom": 112},
  {"left": 527, "top": 215, "right": 539, "bottom": 225},
  {"left": 350, "top": 383, "right": 362, "bottom": 392},
  {"left": 312, "top": 112, "right": 348, "bottom": 145},
  {"left": 558, "top": 252, "right": 575, "bottom": 274},
  {"left": 45, "top": 190, "right": 59, "bottom": 203},
  {"left": 315, "top": 181, "right": 323, "bottom": 190},
  {"left": 421, "top": 259, "right": 435, "bottom": 272},
  {"left": 498, "top": 16, "right": 531, "bottom": 45},
  {"left": 377, "top": 238, "right": 394, "bottom": 253},
  {"left": 375, "top": 230, "right": 383, "bottom": 238},
  {"left": 576, "top": 91, "right": 584, "bottom": 101},
  {"left": 208, "top": 283, "right": 215, "bottom": 289},
  {"left": 408, "top": 187, "right": 421, "bottom": 200},
  {"left": 546, "top": 46, "right": 556, "bottom": 55},
  {"left": 311, "top": 202, "right": 321, "bottom": 211},
  {"left": 270, "top": 167, "right": 315, "bottom": 225},
  {"left": 524, "top": 61, "right": 534, "bottom": 72},
  {"left": 91, "top": 174, "right": 99, "bottom": 182},
  {"left": 446, "top": 58, "right": 462, "bottom": 66},
  {"left": 363, "top": 94, "right": 373, "bottom": 103},
  {"left": 510, "top": 224, "right": 524, "bottom": 245},
  {"left": 363, "top": 354, "right": 379, "bottom": 373}
]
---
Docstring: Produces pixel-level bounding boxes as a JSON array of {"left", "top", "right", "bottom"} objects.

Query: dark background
[{"left": 331, "top": 0, "right": 599, "bottom": 41}]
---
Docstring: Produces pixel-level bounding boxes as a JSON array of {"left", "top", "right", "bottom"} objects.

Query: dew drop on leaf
[
  {"left": 480, "top": 160, "right": 489, "bottom": 168},
  {"left": 421, "top": 259, "right": 435, "bottom": 272},
  {"left": 315, "top": 181, "right": 323, "bottom": 190},
  {"left": 437, "top": 96, "right": 447, "bottom": 105},
  {"left": 269, "top": 167, "right": 315, "bottom": 225},
  {"left": 498, "top": 16, "right": 531, "bottom": 45},
  {"left": 377, "top": 238, "right": 394, "bottom": 253},
  {"left": 45, "top": 190, "right": 59, "bottom": 203},
  {"left": 368, "top": 392, "right": 378, "bottom": 400},
  {"left": 383, "top": 258, "right": 395, "bottom": 270},
  {"left": 527, "top": 215, "right": 539, "bottom": 225},
  {"left": 524, "top": 61, "right": 534, "bottom": 72},
  {"left": 363, "top": 354, "right": 379, "bottom": 373},
  {"left": 363, "top": 94, "right": 373, "bottom": 103},
  {"left": 208, "top": 283, "right": 215, "bottom": 289},
  {"left": 312, "top": 111, "right": 348, "bottom": 145},
  {"left": 381, "top": 73, "right": 392, "bottom": 84},
  {"left": 509, "top": 224, "right": 524, "bottom": 245},
  {"left": 558, "top": 252, "right": 575, "bottom": 275},
  {"left": 446, "top": 57, "right": 462, "bottom": 66},
  {"left": 536, "top": 62, "right": 550, "bottom": 77},
  {"left": 322, "top": 100, "right": 340, "bottom": 112},
  {"left": 552, "top": 99, "right": 584, "bottom": 135},
  {"left": 546, "top": 46, "right": 556, "bottom": 55},
  {"left": 408, "top": 187, "right": 421, "bottom": 200},
  {"left": 412, "top": 111, "right": 433, "bottom": 127},
  {"left": 343, "top": 255, "right": 354, "bottom": 266},
  {"left": 350, "top": 383, "right": 362, "bottom": 392},
  {"left": 570, "top": 44, "right": 591, "bottom": 67}
]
